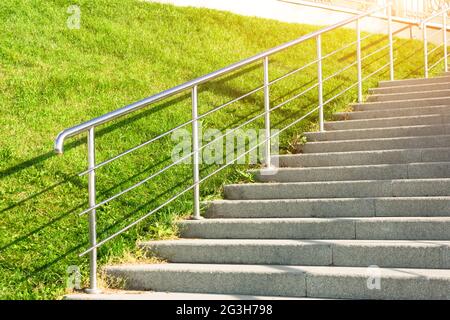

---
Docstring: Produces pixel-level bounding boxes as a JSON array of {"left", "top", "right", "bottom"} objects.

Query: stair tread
[
  {"left": 250, "top": 161, "right": 450, "bottom": 172},
  {"left": 141, "top": 239, "right": 450, "bottom": 246},
  {"left": 370, "top": 81, "right": 450, "bottom": 94},
  {"left": 180, "top": 217, "right": 450, "bottom": 222},
  {"left": 105, "top": 263, "right": 450, "bottom": 277},
  {"left": 303, "top": 134, "right": 450, "bottom": 144},
  {"left": 225, "top": 177, "right": 450, "bottom": 187},
  {"left": 334, "top": 104, "right": 450, "bottom": 116},
  {"left": 64, "top": 291, "right": 312, "bottom": 300},
  {"left": 276, "top": 146, "right": 450, "bottom": 157},
  {"left": 210, "top": 195, "right": 450, "bottom": 202},
  {"left": 352, "top": 96, "right": 450, "bottom": 106},
  {"left": 325, "top": 113, "right": 448, "bottom": 124},
  {"left": 370, "top": 88, "right": 450, "bottom": 98}
]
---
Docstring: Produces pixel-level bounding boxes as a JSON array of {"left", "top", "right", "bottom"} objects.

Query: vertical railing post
[
  {"left": 316, "top": 35, "right": 324, "bottom": 132},
  {"left": 263, "top": 56, "right": 272, "bottom": 168},
  {"left": 356, "top": 18, "right": 363, "bottom": 103},
  {"left": 388, "top": 2, "right": 395, "bottom": 81},
  {"left": 85, "top": 127, "right": 100, "bottom": 294},
  {"left": 423, "top": 22, "right": 429, "bottom": 78},
  {"left": 444, "top": 9, "right": 448, "bottom": 73},
  {"left": 191, "top": 85, "right": 201, "bottom": 220}
]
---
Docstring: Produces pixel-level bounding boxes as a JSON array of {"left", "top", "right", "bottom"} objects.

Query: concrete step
[
  {"left": 370, "top": 82, "right": 450, "bottom": 95},
  {"left": 334, "top": 105, "right": 450, "bottom": 121},
  {"left": 206, "top": 197, "right": 450, "bottom": 218},
  {"left": 275, "top": 147, "right": 450, "bottom": 168},
  {"left": 223, "top": 178, "right": 450, "bottom": 200},
  {"left": 325, "top": 114, "right": 450, "bottom": 130},
  {"left": 352, "top": 97, "right": 450, "bottom": 112},
  {"left": 367, "top": 89, "right": 450, "bottom": 102},
  {"left": 301, "top": 134, "right": 450, "bottom": 154},
  {"left": 251, "top": 162, "right": 450, "bottom": 182},
  {"left": 379, "top": 75, "right": 450, "bottom": 87},
  {"left": 104, "top": 263, "right": 450, "bottom": 299},
  {"left": 65, "top": 291, "right": 310, "bottom": 300},
  {"left": 305, "top": 124, "right": 450, "bottom": 141},
  {"left": 178, "top": 217, "right": 450, "bottom": 240},
  {"left": 140, "top": 239, "right": 450, "bottom": 269}
]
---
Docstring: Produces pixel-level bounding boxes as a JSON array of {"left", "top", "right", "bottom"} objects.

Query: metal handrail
[
  {"left": 54, "top": 6, "right": 387, "bottom": 154},
  {"left": 54, "top": 4, "right": 397, "bottom": 293},
  {"left": 422, "top": 5, "right": 449, "bottom": 77}
]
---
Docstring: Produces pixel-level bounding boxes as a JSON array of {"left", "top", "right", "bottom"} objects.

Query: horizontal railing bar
[
  {"left": 269, "top": 59, "right": 318, "bottom": 86},
  {"left": 323, "top": 81, "right": 359, "bottom": 106},
  {"left": 78, "top": 85, "right": 265, "bottom": 176},
  {"left": 322, "top": 39, "right": 358, "bottom": 60},
  {"left": 55, "top": 5, "right": 388, "bottom": 153},
  {"left": 267, "top": 31, "right": 383, "bottom": 87},
  {"left": 79, "top": 183, "right": 196, "bottom": 257},
  {"left": 320, "top": 33, "right": 376, "bottom": 62},
  {"left": 198, "top": 107, "right": 321, "bottom": 185},
  {"left": 361, "top": 42, "right": 392, "bottom": 61},
  {"left": 428, "top": 43, "right": 444, "bottom": 56},
  {"left": 362, "top": 61, "right": 391, "bottom": 81},
  {"left": 360, "top": 33, "right": 378, "bottom": 42},
  {"left": 78, "top": 121, "right": 194, "bottom": 177},
  {"left": 428, "top": 55, "right": 447, "bottom": 70},
  {"left": 199, "top": 85, "right": 265, "bottom": 119},
  {"left": 79, "top": 104, "right": 321, "bottom": 257},
  {"left": 272, "top": 83, "right": 319, "bottom": 110},
  {"left": 322, "top": 61, "right": 358, "bottom": 83},
  {"left": 78, "top": 147, "right": 196, "bottom": 216}
]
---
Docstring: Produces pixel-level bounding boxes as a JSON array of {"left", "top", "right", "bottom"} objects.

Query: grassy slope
[{"left": 0, "top": 0, "right": 440, "bottom": 299}]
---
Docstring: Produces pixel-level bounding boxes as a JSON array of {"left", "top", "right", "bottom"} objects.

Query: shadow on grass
[{"left": 0, "top": 35, "right": 425, "bottom": 294}]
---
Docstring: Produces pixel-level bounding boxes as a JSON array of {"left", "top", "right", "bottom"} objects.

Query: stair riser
[
  {"left": 305, "top": 125, "right": 450, "bottom": 141},
  {"left": 308, "top": 274, "right": 450, "bottom": 300},
  {"left": 276, "top": 148, "right": 450, "bottom": 168},
  {"left": 367, "top": 91, "right": 450, "bottom": 102},
  {"left": 105, "top": 268, "right": 307, "bottom": 297},
  {"left": 379, "top": 76, "right": 450, "bottom": 87},
  {"left": 325, "top": 115, "right": 449, "bottom": 130},
  {"left": 104, "top": 266, "right": 450, "bottom": 299},
  {"left": 354, "top": 99, "right": 450, "bottom": 112},
  {"left": 142, "top": 243, "right": 450, "bottom": 269},
  {"left": 206, "top": 198, "right": 450, "bottom": 218},
  {"left": 302, "top": 135, "right": 450, "bottom": 153},
  {"left": 370, "top": 82, "right": 450, "bottom": 95},
  {"left": 334, "top": 106, "right": 450, "bottom": 120},
  {"left": 178, "top": 220, "right": 450, "bottom": 240},
  {"left": 143, "top": 243, "right": 332, "bottom": 266},
  {"left": 253, "top": 163, "right": 450, "bottom": 182},
  {"left": 224, "top": 180, "right": 450, "bottom": 200}
]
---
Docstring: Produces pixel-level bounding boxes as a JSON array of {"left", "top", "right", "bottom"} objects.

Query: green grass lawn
[{"left": 0, "top": 0, "right": 442, "bottom": 299}]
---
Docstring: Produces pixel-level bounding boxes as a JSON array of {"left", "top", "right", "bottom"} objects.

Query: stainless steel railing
[
  {"left": 422, "top": 5, "right": 450, "bottom": 77},
  {"left": 55, "top": 4, "right": 398, "bottom": 293}
]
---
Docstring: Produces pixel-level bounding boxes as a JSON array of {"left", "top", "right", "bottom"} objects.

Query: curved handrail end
[{"left": 54, "top": 131, "right": 68, "bottom": 154}]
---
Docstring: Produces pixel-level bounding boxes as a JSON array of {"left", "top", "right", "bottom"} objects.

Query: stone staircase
[{"left": 102, "top": 75, "right": 450, "bottom": 300}]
